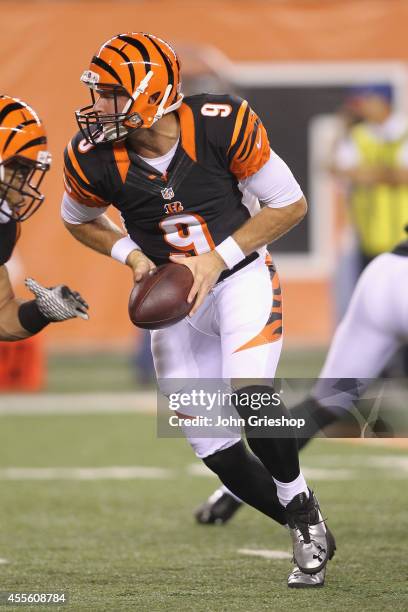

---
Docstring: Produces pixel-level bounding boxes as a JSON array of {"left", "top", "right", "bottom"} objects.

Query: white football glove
[{"left": 25, "top": 277, "right": 89, "bottom": 321}]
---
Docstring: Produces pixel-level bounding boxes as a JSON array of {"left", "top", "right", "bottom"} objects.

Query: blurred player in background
[
  {"left": 62, "top": 33, "right": 335, "bottom": 588},
  {"left": 0, "top": 95, "right": 89, "bottom": 341},
  {"left": 199, "top": 228, "right": 408, "bottom": 526}
]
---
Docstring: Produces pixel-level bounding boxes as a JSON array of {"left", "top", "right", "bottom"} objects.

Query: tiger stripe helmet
[
  {"left": 76, "top": 32, "right": 183, "bottom": 145},
  {"left": 0, "top": 95, "right": 51, "bottom": 221}
]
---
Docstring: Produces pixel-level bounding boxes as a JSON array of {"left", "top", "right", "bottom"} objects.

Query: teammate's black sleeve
[{"left": 0, "top": 219, "right": 18, "bottom": 265}]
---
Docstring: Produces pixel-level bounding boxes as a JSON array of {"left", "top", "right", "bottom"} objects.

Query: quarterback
[
  {"left": 0, "top": 95, "right": 88, "bottom": 341},
  {"left": 62, "top": 33, "right": 335, "bottom": 588}
]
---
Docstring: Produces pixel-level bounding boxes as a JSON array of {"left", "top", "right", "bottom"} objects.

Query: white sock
[
  {"left": 273, "top": 472, "right": 309, "bottom": 507},
  {"left": 220, "top": 485, "right": 243, "bottom": 503}
]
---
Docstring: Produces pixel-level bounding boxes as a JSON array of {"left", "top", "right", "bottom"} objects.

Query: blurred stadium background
[{"left": 1, "top": 1, "right": 408, "bottom": 609}]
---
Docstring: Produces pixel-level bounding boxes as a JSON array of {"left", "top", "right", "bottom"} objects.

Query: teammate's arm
[
  {"left": 0, "top": 265, "right": 89, "bottom": 341},
  {"left": 0, "top": 265, "right": 31, "bottom": 341}
]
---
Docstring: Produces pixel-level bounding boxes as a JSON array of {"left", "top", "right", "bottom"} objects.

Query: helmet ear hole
[{"left": 149, "top": 91, "right": 161, "bottom": 104}]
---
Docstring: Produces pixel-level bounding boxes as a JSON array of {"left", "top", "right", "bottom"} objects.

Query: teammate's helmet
[
  {"left": 0, "top": 95, "right": 51, "bottom": 222},
  {"left": 76, "top": 32, "right": 183, "bottom": 145}
]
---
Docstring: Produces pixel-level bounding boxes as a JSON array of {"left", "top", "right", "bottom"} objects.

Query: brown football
[{"left": 128, "top": 263, "right": 194, "bottom": 330}]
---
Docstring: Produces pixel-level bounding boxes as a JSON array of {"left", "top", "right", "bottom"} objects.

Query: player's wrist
[
  {"left": 125, "top": 249, "right": 148, "bottom": 269},
  {"left": 18, "top": 300, "right": 50, "bottom": 334},
  {"left": 215, "top": 237, "right": 246, "bottom": 270},
  {"left": 211, "top": 249, "right": 228, "bottom": 271},
  {"left": 111, "top": 236, "right": 140, "bottom": 264}
]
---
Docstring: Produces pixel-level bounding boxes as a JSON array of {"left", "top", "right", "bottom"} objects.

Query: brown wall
[{"left": 2, "top": 0, "right": 406, "bottom": 348}]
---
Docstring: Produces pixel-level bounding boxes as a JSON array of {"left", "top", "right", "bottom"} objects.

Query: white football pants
[
  {"left": 151, "top": 257, "right": 283, "bottom": 458},
  {"left": 313, "top": 252, "right": 408, "bottom": 408}
]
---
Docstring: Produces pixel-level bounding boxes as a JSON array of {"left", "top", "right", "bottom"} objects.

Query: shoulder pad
[
  {"left": 182, "top": 94, "right": 271, "bottom": 180},
  {"left": 183, "top": 94, "right": 246, "bottom": 149}
]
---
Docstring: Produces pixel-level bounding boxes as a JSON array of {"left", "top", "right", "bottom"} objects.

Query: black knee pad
[{"left": 202, "top": 440, "right": 246, "bottom": 476}]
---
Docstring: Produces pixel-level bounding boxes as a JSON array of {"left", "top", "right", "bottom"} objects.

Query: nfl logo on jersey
[{"left": 161, "top": 187, "right": 175, "bottom": 200}]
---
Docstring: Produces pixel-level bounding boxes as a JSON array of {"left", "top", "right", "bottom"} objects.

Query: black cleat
[{"left": 194, "top": 487, "right": 243, "bottom": 525}]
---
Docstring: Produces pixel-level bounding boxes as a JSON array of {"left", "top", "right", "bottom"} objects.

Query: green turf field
[{"left": 0, "top": 404, "right": 407, "bottom": 611}]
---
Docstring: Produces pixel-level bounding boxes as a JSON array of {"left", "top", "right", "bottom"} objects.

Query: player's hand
[
  {"left": 25, "top": 278, "right": 89, "bottom": 321},
  {"left": 169, "top": 251, "right": 227, "bottom": 316},
  {"left": 126, "top": 250, "right": 156, "bottom": 282}
]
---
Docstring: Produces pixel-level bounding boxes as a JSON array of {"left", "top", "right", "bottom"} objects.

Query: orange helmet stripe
[{"left": 105, "top": 44, "right": 136, "bottom": 91}]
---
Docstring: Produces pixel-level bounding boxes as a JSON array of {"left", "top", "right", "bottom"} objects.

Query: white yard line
[
  {"left": 0, "top": 558, "right": 9, "bottom": 565},
  {"left": 187, "top": 463, "right": 216, "bottom": 477},
  {"left": 0, "top": 466, "right": 173, "bottom": 481},
  {"left": 187, "top": 463, "right": 355, "bottom": 480},
  {"left": 0, "top": 460, "right": 406, "bottom": 482},
  {"left": 0, "top": 392, "right": 156, "bottom": 415},
  {"left": 238, "top": 549, "right": 292, "bottom": 560},
  {"left": 368, "top": 456, "right": 408, "bottom": 472}
]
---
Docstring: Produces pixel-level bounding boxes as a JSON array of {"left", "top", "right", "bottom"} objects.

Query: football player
[
  {"left": 199, "top": 231, "right": 408, "bottom": 527},
  {"left": 0, "top": 95, "right": 89, "bottom": 341},
  {"left": 62, "top": 33, "right": 335, "bottom": 588}
]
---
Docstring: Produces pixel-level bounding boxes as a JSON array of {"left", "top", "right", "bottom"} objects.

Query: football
[{"left": 128, "top": 263, "right": 195, "bottom": 330}]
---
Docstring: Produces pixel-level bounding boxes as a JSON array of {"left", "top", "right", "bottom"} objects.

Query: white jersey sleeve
[
  {"left": 240, "top": 149, "right": 304, "bottom": 208},
  {"left": 61, "top": 191, "right": 108, "bottom": 225}
]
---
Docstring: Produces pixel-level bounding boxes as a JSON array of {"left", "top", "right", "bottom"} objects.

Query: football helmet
[
  {"left": 76, "top": 32, "right": 183, "bottom": 145},
  {"left": 0, "top": 95, "right": 51, "bottom": 222}
]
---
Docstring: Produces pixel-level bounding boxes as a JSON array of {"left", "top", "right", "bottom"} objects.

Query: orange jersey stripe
[
  {"left": 228, "top": 100, "right": 248, "bottom": 153},
  {"left": 231, "top": 110, "right": 255, "bottom": 162},
  {"left": 113, "top": 142, "right": 130, "bottom": 183},
  {"left": 64, "top": 169, "right": 107, "bottom": 208},
  {"left": 67, "top": 141, "right": 91, "bottom": 186},
  {"left": 178, "top": 103, "right": 197, "bottom": 162},
  {"left": 230, "top": 117, "right": 270, "bottom": 181}
]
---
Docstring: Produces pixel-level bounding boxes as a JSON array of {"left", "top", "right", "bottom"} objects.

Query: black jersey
[
  {"left": 64, "top": 94, "right": 271, "bottom": 265},
  {"left": 0, "top": 219, "right": 18, "bottom": 265}
]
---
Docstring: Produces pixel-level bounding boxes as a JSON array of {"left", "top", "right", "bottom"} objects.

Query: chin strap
[{"left": 159, "top": 93, "right": 184, "bottom": 120}]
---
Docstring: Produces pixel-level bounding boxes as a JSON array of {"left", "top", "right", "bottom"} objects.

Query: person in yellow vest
[{"left": 333, "top": 84, "right": 408, "bottom": 268}]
